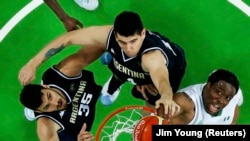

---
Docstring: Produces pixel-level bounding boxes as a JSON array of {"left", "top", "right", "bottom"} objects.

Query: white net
[{"left": 96, "top": 106, "right": 154, "bottom": 141}]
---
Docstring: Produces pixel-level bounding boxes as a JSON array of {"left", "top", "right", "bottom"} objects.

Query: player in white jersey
[{"left": 158, "top": 69, "right": 242, "bottom": 124}]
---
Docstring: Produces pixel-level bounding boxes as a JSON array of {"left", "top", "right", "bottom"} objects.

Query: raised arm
[
  {"left": 141, "top": 50, "right": 180, "bottom": 118},
  {"left": 56, "top": 45, "right": 105, "bottom": 77},
  {"left": 18, "top": 25, "right": 112, "bottom": 85},
  {"left": 44, "top": 0, "right": 83, "bottom": 31}
]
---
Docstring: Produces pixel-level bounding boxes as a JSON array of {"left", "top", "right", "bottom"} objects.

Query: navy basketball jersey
[
  {"left": 106, "top": 28, "right": 186, "bottom": 85},
  {"left": 34, "top": 66, "right": 102, "bottom": 136}
]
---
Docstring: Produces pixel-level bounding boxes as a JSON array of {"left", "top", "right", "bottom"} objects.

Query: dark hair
[
  {"left": 20, "top": 84, "right": 43, "bottom": 110},
  {"left": 114, "top": 11, "right": 144, "bottom": 37},
  {"left": 208, "top": 69, "right": 239, "bottom": 93}
]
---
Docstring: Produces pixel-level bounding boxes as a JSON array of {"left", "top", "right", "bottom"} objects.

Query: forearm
[
  {"left": 158, "top": 79, "right": 173, "bottom": 99},
  {"left": 27, "top": 34, "right": 71, "bottom": 69},
  {"left": 151, "top": 68, "right": 173, "bottom": 99},
  {"left": 44, "top": 0, "right": 69, "bottom": 21}
]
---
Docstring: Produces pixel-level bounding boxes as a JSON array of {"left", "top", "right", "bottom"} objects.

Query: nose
[
  {"left": 49, "top": 98, "right": 58, "bottom": 107},
  {"left": 124, "top": 43, "right": 132, "bottom": 50}
]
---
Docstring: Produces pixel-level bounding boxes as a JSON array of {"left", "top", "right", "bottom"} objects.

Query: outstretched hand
[
  {"left": 18, "top": 64, "right": 36, "bottom": 86},
  {"left": 62, "top": 16, "right": 83, "bottom": 32},
  {"left": 77, "top": 123, "right": 94, "bottom": 141},
  {"left": 155, "top": 95, "right": 180, "bottom": 120}
]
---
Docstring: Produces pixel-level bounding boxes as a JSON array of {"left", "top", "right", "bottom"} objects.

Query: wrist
[
  {"left": 27, "top": 58, "right": 40, "bottom": 69},
  {"left": 60, "top": 15, "right": 70, "bottom": 21},
  {"left": 160, "top": 93, "right": 173, "bottom": 99}
]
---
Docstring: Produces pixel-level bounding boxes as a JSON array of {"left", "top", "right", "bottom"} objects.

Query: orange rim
[{"left": 95, "top": 105, "right": 155, "bottom": 141}]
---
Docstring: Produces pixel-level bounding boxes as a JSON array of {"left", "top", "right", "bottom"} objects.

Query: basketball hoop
[{"left": 96, "top": 105, "right": 155, "bottom": 141}]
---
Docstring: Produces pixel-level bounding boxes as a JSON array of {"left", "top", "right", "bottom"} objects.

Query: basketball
[{"left": 133, "top": 115, "right": 168, "bottom": 141}]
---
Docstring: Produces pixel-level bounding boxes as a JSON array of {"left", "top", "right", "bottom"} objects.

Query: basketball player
[
  {"left": 44, "top": 0, "right": 99, "bottom": 31},
  {"left": 160, "top": 69, "right": 243, "bottom": 124},
  {"left": 18, "top": 11, "right": 187, "bottom": 118},
  {"left": 19, "top": 47, "right": 102, "bottom": 141}
]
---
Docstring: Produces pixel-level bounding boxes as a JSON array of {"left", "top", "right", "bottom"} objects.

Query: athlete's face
[
  {"left": 115, "top": 29, "right": 146, "bottom": 57},
  {"left": 202, "top": 80, "right": 236, "bottom": 116},
  {"left": 36, "top": 87, "right": 67, "bottom": 113}
]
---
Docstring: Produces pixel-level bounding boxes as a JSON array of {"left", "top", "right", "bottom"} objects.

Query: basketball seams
[{"left": 133, "top": 115, "right": 168, "bottom": 141}]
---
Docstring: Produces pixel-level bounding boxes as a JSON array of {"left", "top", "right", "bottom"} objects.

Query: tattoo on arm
[{"left": 44, "top": 44, "right": 65, "bottom": 59}]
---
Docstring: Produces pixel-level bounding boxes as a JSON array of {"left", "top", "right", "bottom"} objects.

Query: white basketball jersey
[{"left": 177, "top": 83, "right": 243, "bottom": 124}]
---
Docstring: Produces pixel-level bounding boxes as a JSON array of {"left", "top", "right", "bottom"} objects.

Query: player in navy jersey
[
  {"left": 18, "top": 11, "right": 186, "bottom": 119},
  {"left": 19, "top": 49, "right": 102, "bottom": 141}
]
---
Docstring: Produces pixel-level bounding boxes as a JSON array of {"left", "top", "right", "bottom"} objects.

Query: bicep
[
  {"left": 37, "top": 118, "right": 60, "bottom": 141},
  {"left": 67, "top": 25, "right": 112, "bottom": 47},
  {"left": 170, "top": 92, "right": 195, "bottom": 124},
  {"left": 173, "top": 92, "right": 193, "bottom": 115}
]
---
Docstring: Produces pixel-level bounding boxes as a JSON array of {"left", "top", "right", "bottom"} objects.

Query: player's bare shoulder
[{"left": 173, "top": 92, "right": 195, "bottom": 111}]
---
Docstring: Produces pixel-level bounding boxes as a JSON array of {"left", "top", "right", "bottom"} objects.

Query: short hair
[
  {"left": 208, "top": 69, "right": 239, "bottom": 93},
  {"left": 20, "top": 84, "right": 43, "bottom": 110},
  {"left": 114, "top": 11, "right": 144, "bottom": 37}
]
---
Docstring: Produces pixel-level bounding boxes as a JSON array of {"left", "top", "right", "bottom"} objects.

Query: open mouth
[{"left": 208, "top": 103, "right": 220, "bottom": 114}]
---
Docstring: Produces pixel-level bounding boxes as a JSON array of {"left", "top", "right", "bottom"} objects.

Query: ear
[
  {"left": 205, "top": 82, "right": 212, "bottom": 89},
  {"left": 141, "top": 28, "right": 146, "bottom": 39}
]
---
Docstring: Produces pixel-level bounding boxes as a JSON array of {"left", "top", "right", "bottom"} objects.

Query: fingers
[
  {"left": 78, "top": 133, "right": 94, "bottom": 141},
  {"left": 168, "top": 102, "right": 181, "bottom": 116},
  {"left": 155, "top": 100, "right": 180, "bottom": 121},
  {"left": 76, "top": 20, "right": 83, "bottom": 28},
  {"left": 79, "top": 123, "right": 87, "bottom": 134},
  {"left": 18, "top": 70, "right": 33, "bottom": 86},
  {"left": 78, "top": 123, "right": 94, "bottom": 141},
  {"left": 155, "top": 101, "right": 160, "bottom": 109},
  {"left": 156, "top": 103, "right": 164, "bottom": 118},
  {"left": 164, "top": 103, "right": 181, "bottom": 118},
  {"left": 137, "top": 84, "right": 158, "bottom": 100},
  {"left": 163, "top": 104, "right": 169, "bottom": 115},
  {"left": 136, "top": 85, "right": 148, "bottom": 101},
  {"left": 146, "top": 84, "right": 158, "bottom": 95},
  {"left": 155, "top": 103, "right": 170, "bottom": 120}
]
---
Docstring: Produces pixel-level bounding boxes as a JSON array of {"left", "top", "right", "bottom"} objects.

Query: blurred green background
[{"left": 0, "top": 0, "right": 249, "bottom": 140}]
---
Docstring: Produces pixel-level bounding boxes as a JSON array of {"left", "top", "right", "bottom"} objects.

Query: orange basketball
[{"left": 133, "top": 115, "right": 168, "bottom": 141}]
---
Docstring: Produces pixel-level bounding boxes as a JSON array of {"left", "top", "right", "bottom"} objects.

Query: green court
[{"left": 0, "top": 0, "right": 249, "bottom": 140}]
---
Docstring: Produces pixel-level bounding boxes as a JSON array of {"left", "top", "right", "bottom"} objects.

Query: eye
[
  {"left": 130, "top": 39, "right": 137, "bottom": 43},
  {"left": 225, "top": 96, "right": 232, "bottom": 101},
  {"left": 218, "top": 91, "right": 222, "bottom": 95},
  {"left": 215, "top": 90, "right": 221, "bottom": 96},
  {"left": 120, "top": 42, "right": 126, "bottom": 45}
]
